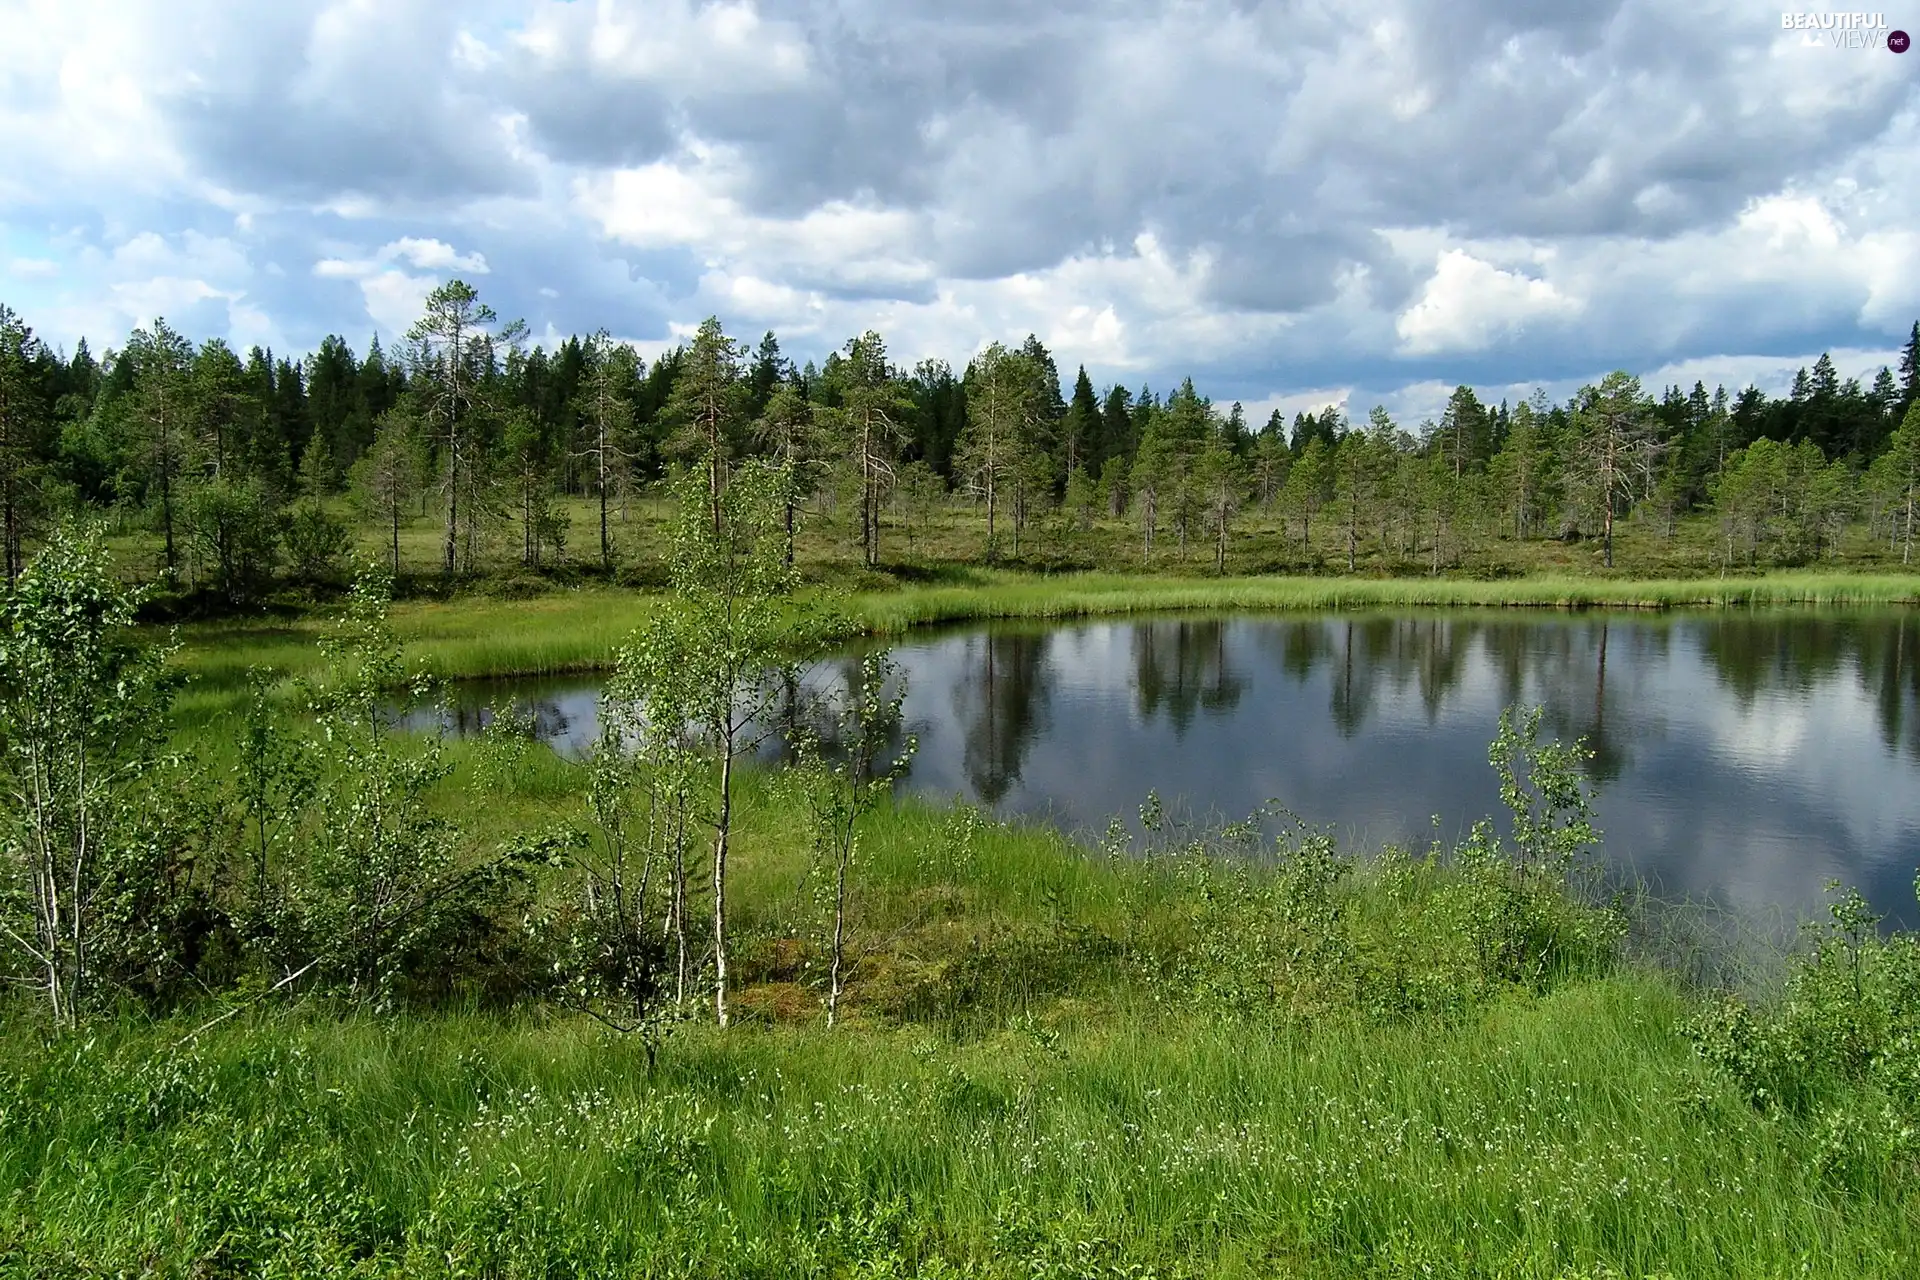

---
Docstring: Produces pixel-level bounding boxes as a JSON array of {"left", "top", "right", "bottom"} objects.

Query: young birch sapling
[
  {"left": 0, "top": 526, "right": 177, "bottom": 1027},
  {"left": 793, "top": 652, "right": 916, "bottom": 1027},
  {"left": 622, "top": 460, "right": 799, "bottom": 1027}
]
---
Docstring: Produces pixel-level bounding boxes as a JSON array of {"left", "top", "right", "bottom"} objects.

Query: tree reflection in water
[
  {"left": 418, "top": 608, "right": 1920, "bottom": 923},
  {"left": 949, "top": 629, "right": 1052, "bottom": 804},
  {"left": 1132, "top": 620, "right": 1245, "bottom": 733}
]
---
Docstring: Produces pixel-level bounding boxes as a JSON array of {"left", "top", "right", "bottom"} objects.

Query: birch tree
[
  {"left": 0, "top": 528, "right": 175, "bottom": 1026},
  {"left": 795, "top": 653, "right": 914, "bottom": 1027},
  {"left": 623, "top": 462, "right": 797, "bottom": 1027}
]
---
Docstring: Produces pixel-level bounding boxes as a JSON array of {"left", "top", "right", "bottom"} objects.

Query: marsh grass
[
  {"left": 4, "top": 734, "right": 1916, "bottom": 1277},
  {"left": 4, "top": 974, "right": 1914, "bottom": 1277},
  {"left": 164, "top": 569, "right": 1920, "bottom": 725}
]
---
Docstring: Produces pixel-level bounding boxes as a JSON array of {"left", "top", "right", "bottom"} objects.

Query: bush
[
  {"left": 1688, "top": 883, "right": 1920, "bottom": 1123},
  {"left": 284, "top": 500, "right": 351, "bottom": 584},
  {"left": 182, "top": 477, "right": 282, "bottom": 604}
]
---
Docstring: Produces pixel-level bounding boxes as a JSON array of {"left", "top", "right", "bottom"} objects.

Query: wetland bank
[{"left": 6, "top": 526, "right": 1920, "bottom": 1276}]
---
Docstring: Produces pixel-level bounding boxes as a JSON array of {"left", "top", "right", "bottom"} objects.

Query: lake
[{"left": 425, "top": 610, "right": 1920, "bottom": 926}]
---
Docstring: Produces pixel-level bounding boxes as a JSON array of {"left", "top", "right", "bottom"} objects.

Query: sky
[{"left": 1, "top": 0, "right": 1917, "bottom": 426}]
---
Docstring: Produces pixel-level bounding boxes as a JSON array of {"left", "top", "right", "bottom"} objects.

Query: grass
[
  {"left": 7, "top": 981, "right": 1914, "bottom": 1278},
  {"left": 2, "top": 765, "right": 1915, "bottom": 1277},
  {"left": 841, "top": 569, "right": 1920, "bottom": 634},
  {"left": 21, "top": 507, "right": 1913, "bottom": 1275}
]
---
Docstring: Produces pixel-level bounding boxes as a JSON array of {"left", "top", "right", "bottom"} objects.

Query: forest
[{"left": 1, "top": 281, "right": 1918, "bottom": 602}]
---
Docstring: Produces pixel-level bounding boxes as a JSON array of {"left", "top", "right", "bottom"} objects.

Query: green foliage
[
  {"left": 228, "top": 567, "right": 542, "bottom": 1005},
  {"left": 792, "top": 651, "right": 916, "bottom": 1025},
  {"left": 3, "top": 972, "right": 1914, "bottom": 1278},
  {"left": 283, "top": 497, "right": 352, "bottom": 584},
  {"left": 1688, "top": 881, "right": 1920, "bottom": 1188},
  {"left": 0, "top": 525, "right": 189, "bottom": 1025},
  {"left": 532, "top": 675, "right": 687, "bottom": 1049},
  {"left": 1713, "top": 437, "right": 1856, "bottom": 567},
  {"left": 618, "top": 460, "right": 803, "bottom": 1026},
  {"left": 1109, "top": 711, "right": 1620, "bottom": 1027},
  {"left": 181, "top": 475, "right": 282, "bottom": 603}
]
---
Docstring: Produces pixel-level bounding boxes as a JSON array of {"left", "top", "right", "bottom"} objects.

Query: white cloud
[
  {"left": 1237, "top": 387, "right": 1352, "bottom": 429},
  {"left": 1396, "top": 250, "right": 1584, "bottom": 357},
  {"left": 389, "top": 237, "right": 489, "bottom": 274},
  {"left": 0, "top": 0, "right": 1915, "bottom": 416},
  {"left": 311, "top": 236, "right": 491, "bottom": 338},
  {"left": 355, "top": 270, "right": 438, "bottom": 339},
  {"left": 575, "top": 150, "right": 932, "bottom": 297},
  {"left": 509, "top": 0, "right": 810, "bottom": 91}
]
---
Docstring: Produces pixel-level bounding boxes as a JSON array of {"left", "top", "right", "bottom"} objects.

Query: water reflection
[
  {"left": 949, "top": 631, "right": 1052, "bottom": 803},
  {"left": 421, "top": 610, "right": 1920, "bottom": 926},
  {"left": 1133, "top": 621, "right": 1245, "bottom": 733}
]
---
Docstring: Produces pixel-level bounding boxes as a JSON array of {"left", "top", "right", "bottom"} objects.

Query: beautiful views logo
[{"left": 1780, "top": 12, "right": 1910, "bottom": 49}]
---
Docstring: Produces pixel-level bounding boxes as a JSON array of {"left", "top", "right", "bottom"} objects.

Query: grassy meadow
[
  {"left": 6, "top": 499, "right": 1918, "bottom": 1278},
  {"left": 5, "top": 751, "right": 1918, "bottom": 1279}
]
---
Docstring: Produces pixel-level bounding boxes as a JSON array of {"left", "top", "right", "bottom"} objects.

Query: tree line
[{"left": 2, "top": 284, "right": 1918, "bottom": 597}]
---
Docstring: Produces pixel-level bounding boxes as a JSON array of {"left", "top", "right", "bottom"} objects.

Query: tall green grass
[
  {"left": 3, "top": 980, "right": 1912, "bottom": 1278},
  {"left": 7, "top": 720, "right": 1915, "bottom": 1275},
  {"left": 846, "top": 570, "right": 1920, "bottom": 636}
]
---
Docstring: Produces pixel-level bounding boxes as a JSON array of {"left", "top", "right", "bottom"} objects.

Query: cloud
[
  {"left": 1396, "top": 250, "right": 1584, "bottom": 356},
  {"left": 311, "top": 237, "right": 492, "bottom": 338},
  {"left": 0, "top": 0, "right": 1915, "bottom": 414}
]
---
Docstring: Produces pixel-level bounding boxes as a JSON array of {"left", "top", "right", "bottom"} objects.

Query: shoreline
[{"left": 169, "top": 569, "right": 1920, "bottom": 701}]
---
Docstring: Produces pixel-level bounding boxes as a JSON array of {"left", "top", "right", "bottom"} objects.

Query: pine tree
[
  {"left": 1282, "top": 435, "right": 1329, "bottom": 555},
  {"left": 1573, "top": 372, "right": 1659, "bottom": 569},
  {"left": 0, "top": 306, "right": 49, "bottom": 579},
  {"left": 824, "top": 333, "right": 911, "bottom": 569},
  {"left": 752, "top": 381, "right": 815, "bottom": 565},
  {"left": 662, "top": 317, "right": 745, "bottom": 533},
  {"left": 1899, "top": 321, "right": 1920, "bottom": 421},
  {"left": 405, "top": 280, "right": 525, "bottom": 575},
  {"left": 1099, "top": 385, "right": 1135, "bottom": 510},
  {"left": 351, "top": 409, "right": 426, "bottom": 574},
  {"left": 958, "top": 342, "right": 1041, "bottom": 561},
  {"left": 1436, "top": 386, "right": 1490, "bottom": 478},
  {"left": 1130, "top": 409, "right": 1170, "bottom": 562},
  {"left": 1061, "top": 365, "right": 1099, "bottom": 478},
  {"left": 1869, "top": 402, "right": 1920, "bottom": 563},
  {"left": 1330, "top": 416, "right": 1388, "bottom": 571},
  {"left": 1490, "top": 399, "right": 1551, "bottom": 539},
  {"left": 747, "top": 331, "right": 786, "bottom": 419},
  {"left": 1195, "top": 432, "right": 1245, "bottom": 573},
  {"left": 573, "top": 331, "right": 639, "bottom": 571},
  {"left": 125, "top": 318, "right": 198, "bottom": 585}
]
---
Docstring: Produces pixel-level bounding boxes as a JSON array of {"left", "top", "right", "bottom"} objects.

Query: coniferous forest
[{"left": 2, "top": 282, "right": 1919, "bottom": 603}]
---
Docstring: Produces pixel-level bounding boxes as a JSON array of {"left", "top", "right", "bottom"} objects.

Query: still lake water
[{"left": 432, "top": 610, "right": 1920, "bottom": 926}]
